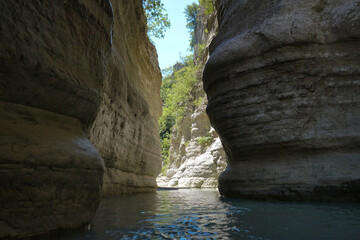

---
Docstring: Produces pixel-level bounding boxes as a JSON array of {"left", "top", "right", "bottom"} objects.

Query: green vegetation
[
  {"left": 160, "top": 133, "right": 171, "bottom": 175},
  {"left": 184, "top": 1, "right": 215, "bottom": 50},
  {"left": 143, "top": 0, "right": 171, "bottom": 39},
  {"left": 159, "top": 0, "right": 217, "bottom": 174},
  {"left": 195, "top": 43, "right": 206, "bottom": 62},
  {"left": 184, "top": 3, "right": 199, "bottom": 50},
  {"left": 159, "top": 55, "right": 198, "bottom": 136},
  {"left": 194, "top": 96, "right": 204, "bottom": 108},
  {"left": 199, "top": 0, "right": 215, "bottom": 15},
  {"left": 142, "top": 0, "right": 215, "bottom": 42},
  {"left": 197, "top": 136, "right": 212, "bottom": 148},
  {"left": 159, "top": 55, "right": 199, "bottom": 174}
]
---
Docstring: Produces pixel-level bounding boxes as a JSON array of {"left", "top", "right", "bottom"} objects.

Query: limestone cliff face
[
  {"left": 157, "top": 95, "right": 227, "bottom": 188},
  {"left": 0, "top": 0, "right": 161, "bottom": 238},
  {"left": 157, "top": 8, "right": 226, "bottom": 188},
  {"left": 89, "top": 1, "right": 162, "bottom": 197},
  {"left": 203, "top": 0, "right": 360, "bottom": 201}
]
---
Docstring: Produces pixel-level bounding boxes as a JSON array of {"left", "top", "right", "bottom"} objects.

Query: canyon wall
[
  {"left": 203, "top": 0, "right": 360, "bottom": 201},
  {"left": 0, "top": 0, "right": 161, "bottom": 238},
  {"left": 157, "top": 8, "right": 227, "bottom": 188},
  {"left": 89, "top": 1, "right": 162, "bottom": 197}
]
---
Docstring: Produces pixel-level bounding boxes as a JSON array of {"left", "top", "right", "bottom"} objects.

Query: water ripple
[{"left": 51, "top": 189, "right": 360, "bottom": 240}]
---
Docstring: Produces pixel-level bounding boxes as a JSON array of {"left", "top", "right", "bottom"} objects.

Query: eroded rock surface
[
  {"left": 158, "top": 96, "right": 227, "bottom": 188},
  {"left": 203, "top": 0, "right": 360, "bottom": 201},
  {"left": 0, "top": 0, "right": 161, "bottom": 238},
  {"left": 157, "top": 8, "right": 226, "bottom": 189},
  {"left": 89, "top": 1, "right": 162, "bottom": 197}
]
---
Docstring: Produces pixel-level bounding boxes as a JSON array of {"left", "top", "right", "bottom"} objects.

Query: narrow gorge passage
[
  {"left": 155, "top": 1, "right": 228, "bottom": 189},
  {"left": 0, "top": 0, "right": 359, "bottom": 239}
]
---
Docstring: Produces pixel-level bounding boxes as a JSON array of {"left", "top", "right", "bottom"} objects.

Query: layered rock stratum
[
  {"left": 0, "top": 0, "right": 161, "bottom": 238},
  {"left": 89, "top": 1, "right": 162, "bottom": 197},
  {"left": 203, "top": 0, "right": 360, "bottom": 201}
]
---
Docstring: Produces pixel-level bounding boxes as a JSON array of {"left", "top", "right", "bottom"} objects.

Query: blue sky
[{"left": 153, "top": 0, "right": 196, "bottom": 70}]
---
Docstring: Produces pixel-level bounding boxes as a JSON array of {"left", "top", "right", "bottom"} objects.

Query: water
[{"left": 52, "top": 189, "right": 360, "bottom": 240}]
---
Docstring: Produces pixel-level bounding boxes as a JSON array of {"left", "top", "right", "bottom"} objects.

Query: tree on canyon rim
[
  {"left": 184, "top": 1, "right": 214, "bottom": 50},
  {"left": 143, "top": 0, "right": 171, "bottom": 39},
  {"left": 184, "top": 2, "right": 199, "bottom": 50}
]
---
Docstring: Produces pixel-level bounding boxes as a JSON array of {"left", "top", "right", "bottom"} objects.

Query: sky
[{"left": 153, "top": 0, "right": 196, "bottom": 70}]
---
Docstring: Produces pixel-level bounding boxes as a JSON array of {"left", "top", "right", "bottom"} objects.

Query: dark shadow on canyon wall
[{"left": 0, "top": 0, "right": 162, "bottom": 238}]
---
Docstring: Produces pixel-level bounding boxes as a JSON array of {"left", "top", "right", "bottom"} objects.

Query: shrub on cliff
[
  {"left": 159, "top": 55, "right": 197, "bottom": 134},
  {"left": 160, "top": 133, "right": 171, "bottom": 174},
  {"left": 199, "top": 0, "right": 215, "bottom": 15},
  {"left": 197, "top": 136, "right": 212, "bottom": 149},
  {"left": 159, "top": 54, "right": 198, "bottom": 173}
]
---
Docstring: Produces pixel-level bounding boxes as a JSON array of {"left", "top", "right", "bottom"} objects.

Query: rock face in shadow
[
  {"left": 0, "top": 0, "right": 161, "bottom": 238},
  {"left": 203, "top": 0, "right": 360, "bottom": 201},
  {"left": 89, "top": 1, "right": 162, "bottom": 197}
]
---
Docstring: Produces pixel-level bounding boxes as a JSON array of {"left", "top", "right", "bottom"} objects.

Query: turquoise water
[{"left": 53, "top": 189, "right": 360, "bottom": 240}]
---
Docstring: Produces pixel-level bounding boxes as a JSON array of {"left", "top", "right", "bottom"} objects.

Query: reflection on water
[{"left": 52, "top": 189, "right": 360, "bottom": 240}]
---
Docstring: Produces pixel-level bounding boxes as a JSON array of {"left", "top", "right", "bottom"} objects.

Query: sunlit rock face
[
  {"left": 157, "top": 8, "right": 226, "bottom": 189},
  {"left": 203, "top": 0, "right": 360, "bottom": 201},
  {"left": 158, "top": 96, "right": 227, "bottom": 188},
  {"left": 0, "top": 0, "right": 161, "bottom": 238}
]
